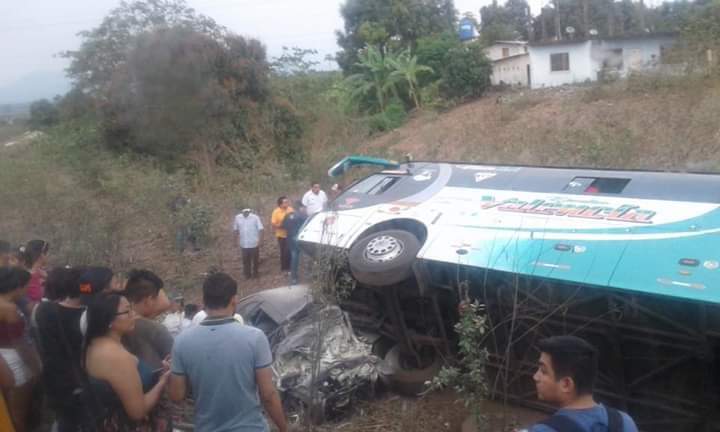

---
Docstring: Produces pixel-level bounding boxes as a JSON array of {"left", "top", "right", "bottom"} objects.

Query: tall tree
[
  {"left": 479, "top": 0, "right": 532, "bottom": 42},
  {"left": 62, "top": 0, "right": 223, "bottom": 96},
  {"left": 336, "top": 0, "right": 456, "bottom": 73},
  {"left": 388, "top": 49, "right": 433, "bottom": 108}
]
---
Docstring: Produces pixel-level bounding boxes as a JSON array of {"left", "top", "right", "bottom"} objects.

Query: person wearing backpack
[{"left": 527, "top": 336, "right": 638, "bottom": 432}]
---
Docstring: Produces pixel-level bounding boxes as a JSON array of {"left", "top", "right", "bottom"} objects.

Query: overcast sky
[{"left": 0, "top": 0, "right": 551, "bottom": 88}]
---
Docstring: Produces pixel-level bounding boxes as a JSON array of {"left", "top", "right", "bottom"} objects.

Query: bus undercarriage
[{"left": 340, "top": 261, "right": 720, "bottom": 432}]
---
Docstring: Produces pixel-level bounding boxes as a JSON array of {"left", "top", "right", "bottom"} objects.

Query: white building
[
  {"left": 484, "top": 41, "right": 530, "bottom": 87},
  {"left": 528, "top": 33, "right": 676, "bottom": 89},
  {"left": 484, "top": 41, "right": 528, "bottom": 61}
]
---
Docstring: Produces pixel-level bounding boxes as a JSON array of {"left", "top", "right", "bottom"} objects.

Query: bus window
[
  {"left": 564, "top": 177, "right": 630, "bottom": 194},
  {"left": 350, "top": 175, "right": 401, "bottom": 195}
]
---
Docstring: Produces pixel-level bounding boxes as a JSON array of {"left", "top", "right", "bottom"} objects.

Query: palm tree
[
  {"left": 388, "top": 49, "right": 433, "bottom": 109},
  {"left": 345, "top": 45, "right": 401, "bottom": 112}
]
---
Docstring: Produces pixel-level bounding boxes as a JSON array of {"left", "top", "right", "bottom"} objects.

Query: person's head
[
  {"left": 311, "top": 183, "right": 321, "bottom": 195},
  {"left": 19, "top": 239, "right": 49, "bottom": 269},
  {"left": 169, "top": 296, "right": 184, "bottom": 313},
  {"left": 277, "top": 196, "right": 289, "bottom": 209},
  {"left": 202, "top": 272, "right": 238, "bottom": 312},
  {"left": 0, "top": 241, "right": 12, "bottom": 267},
  {"left": 0, "top": 267, "right": 31, "bottom": 301},
  {"left": 78, "top": 266, "right": 114, "bottom": 300},
  {"left": 533, "top": 336, "right": 598, "bottom": 407},
  {"left": 184, "top": 303, "right": 199, "bottom": 320},
  {"left": 242, "top": 208, "right": 251, "bottom": 218},
  {"left": 123, "top": 269, "right": 170, "bottom": 318},
  {"left": 85, "top": 293, "right": 136, "bottom": 347},
  {"left": 45, "top": 266, "right": 85, "bottom": 301}
]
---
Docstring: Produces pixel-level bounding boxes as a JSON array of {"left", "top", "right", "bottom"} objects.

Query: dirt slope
[{"left": 366, "top": 77, "right": 720, "bottom": 172}]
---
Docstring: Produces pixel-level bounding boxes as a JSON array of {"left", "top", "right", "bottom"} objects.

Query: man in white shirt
[
  {"left": 301, "top": 182, "right": 328, "bottom": 215},
  {"left": 233, "top": 208, "right": 264, "bottom": 279}
]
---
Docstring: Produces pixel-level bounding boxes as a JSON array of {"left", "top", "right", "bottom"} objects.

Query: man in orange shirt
[{"left": 271, "top": 196, "right": 294, "bottom": 272}]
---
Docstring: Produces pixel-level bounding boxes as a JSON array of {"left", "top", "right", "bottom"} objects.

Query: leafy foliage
[
  {"left": 680, "top": 0, "right": 720, "bottom": 73},
  {"left": 336, "top": 0, "right": 457, "bottom": 73},
  {"left": 440, "top": 43, "right": 493, "bottom": 100},
  {"left": 62, "top": 0, "right": 223, "bottom": 96},
  {"left": 430, "top": 300, "right": 490, "bottom": 426},
  {"left": 480, "top": 0, "right": 532, "bottom": 42},
  {"left": 29, "top": 99, "right": 60, "bottom": 129}
]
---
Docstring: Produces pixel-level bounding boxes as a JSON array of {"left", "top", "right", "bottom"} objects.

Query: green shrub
[
  {"left": 441, "top": 42, "right": 493, "bottom": 100},
  {"left": 367, "top": 99, "right": 407, "bottom": 133}
]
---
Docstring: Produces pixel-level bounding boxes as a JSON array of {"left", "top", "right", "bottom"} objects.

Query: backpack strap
[
  {"left": 538, "top": 414, "right": 586, "bottom": 432},
  {"left": 605, "top": 406, "right": 623, "bottom": 432}
]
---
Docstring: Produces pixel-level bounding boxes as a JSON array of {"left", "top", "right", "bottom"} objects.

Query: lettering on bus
[{"left": 480, "top": 198, "right": 656, "bottom": 224}]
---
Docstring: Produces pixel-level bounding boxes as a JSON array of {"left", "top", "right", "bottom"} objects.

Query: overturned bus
[{"left": 298, "top": 156, "right": 720, "bottom": 432}]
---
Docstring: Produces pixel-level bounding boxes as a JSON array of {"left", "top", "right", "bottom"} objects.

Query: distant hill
[{"left": 0, "top": 70, "right": 70, "bottom": 105}]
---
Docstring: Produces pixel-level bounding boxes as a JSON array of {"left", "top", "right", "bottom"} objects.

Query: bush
[
  {"left": 441, "top": 42, "right": 493, "bottom": 100},
  {"left": 29, "top": 99, "right": 60, "bottom": 129},
  {"left": 367, "top": 99, "right": 407, "bottom": 133}
]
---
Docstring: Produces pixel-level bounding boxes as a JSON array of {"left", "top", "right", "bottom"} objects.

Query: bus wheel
[
  {"left": 348, "top": 229, "right": 421, "bottom": 287},
  {"left": 378, "top": 344, "right": 442, "bottom": 396}
]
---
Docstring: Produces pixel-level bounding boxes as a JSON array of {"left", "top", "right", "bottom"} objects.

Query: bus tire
[
  {"left": 348, "top": 229, "right": 421, "bottom": 287},
  {"left": 379, "top": 344, "right": 441, "bottom": 396}
]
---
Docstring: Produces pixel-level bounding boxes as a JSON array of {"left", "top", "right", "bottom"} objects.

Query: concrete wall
[
  {"left": 491, "top": 54, "right": 530, "bottom": 86},
  {"left": 529, "top": 41, "right": 595, "bottom": 89},
  {"left": 591, "top": 36, "right": 676, "bottom": 78},
  {"left": 485, "top": 43, "right": 528, "bottom": 62}
]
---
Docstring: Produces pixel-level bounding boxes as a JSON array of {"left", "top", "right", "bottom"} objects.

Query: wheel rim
[{"left": 364, "top": 235, "right": 404, "bottom": 263}]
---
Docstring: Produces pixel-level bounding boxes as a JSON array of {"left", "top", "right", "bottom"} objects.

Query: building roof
[
  {"left": 492, "top": 53, "right": 529, "bottom": 63},
  {"left": 529, "top": 32, "right": 677, "bottom": 47},
  {"left": 492, "top": 40, "right": 528, "bottom": 45}
]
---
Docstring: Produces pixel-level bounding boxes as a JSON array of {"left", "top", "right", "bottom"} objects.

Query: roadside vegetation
[{"left": 1, "top": 0, "right": 720, "bottom": 429}]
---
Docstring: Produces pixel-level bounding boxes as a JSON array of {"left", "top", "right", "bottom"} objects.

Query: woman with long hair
[
  {"left": 84, "top": 293, "right": 169, "bottom": 431},
  {"left": 18, "top": 240, "right": 49, "bottom": 312},
  {"left": 0, "top": 267, "right": 40, "bottom": 432}
]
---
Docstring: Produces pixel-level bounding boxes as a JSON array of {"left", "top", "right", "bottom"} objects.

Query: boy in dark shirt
[{"left": 527, "top": 336, "right": 638, "bottom": 432}]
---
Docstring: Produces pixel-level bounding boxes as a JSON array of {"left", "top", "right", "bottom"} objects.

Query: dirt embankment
[{"left": 366, "top": 77, "right": 720, "bottom": 172}]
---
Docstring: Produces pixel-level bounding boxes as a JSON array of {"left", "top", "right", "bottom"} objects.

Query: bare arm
[
  {"left": 256, "top": 367, "right": 287, "bottom": 432},
  {"left": 104, "top": 352, "right": 168, "bottom": 421},
  {"left": 168, "top": 373, "right": 187, "bottom": 402}
]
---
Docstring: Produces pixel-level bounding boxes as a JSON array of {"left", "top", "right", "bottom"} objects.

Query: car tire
[
  {"left": 348, "top": 229, "right": 421, "bottom": 287},
  {"left": 379, "top": 344, "right": 442, "bottom": 396}
]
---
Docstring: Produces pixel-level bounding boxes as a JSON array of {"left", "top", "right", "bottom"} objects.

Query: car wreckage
[
  {"left": 235, "top": 285, "right": 379, "bottom": 423},
  {"left": 294, "top": 156, "right": 720, "bottom": 432}
]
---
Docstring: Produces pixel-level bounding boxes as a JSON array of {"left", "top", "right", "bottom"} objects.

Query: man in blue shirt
[
  {"left": 168, "top": 272, "right": 288, "bottom": 432},
  {"left": 528, "top": 336, "right": 638, "bottom": 432}
]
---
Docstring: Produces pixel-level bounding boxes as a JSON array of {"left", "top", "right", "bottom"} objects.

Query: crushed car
[{"left": 236, "top": 285, "right": 379, "bottom": 423}]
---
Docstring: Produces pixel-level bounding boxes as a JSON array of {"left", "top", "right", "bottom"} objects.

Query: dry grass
[{"left": 366, "top": 75, "right": 720, "bottom": 172}]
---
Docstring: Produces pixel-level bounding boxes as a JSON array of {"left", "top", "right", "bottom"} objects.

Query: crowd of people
[
  {"left": 0, "top": 178, "right": 640, "bottom": 432},
  {"left": 0, "top": 239, "right": 288, "bottom": 432},
  {"left": 234, "top": 181, "right": 329, "bottom": 285}
]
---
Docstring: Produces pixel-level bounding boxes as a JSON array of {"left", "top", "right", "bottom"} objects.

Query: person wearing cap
[
  {"left": 233, "top": 207, "right": 264, "bottom": 279},
  {"left": 121, "top": 269, "right": 172, "bottom": 370},
  {"left": 34, "top": 266, "right": 91, "bottom": 432}
]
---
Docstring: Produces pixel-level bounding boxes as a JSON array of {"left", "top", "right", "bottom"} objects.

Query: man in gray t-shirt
[{"left": 169, "top": 272, "right": 287, "bottom": 432}]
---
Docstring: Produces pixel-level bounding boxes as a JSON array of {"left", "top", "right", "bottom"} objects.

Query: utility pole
[
  {"left": 638, "top": 0, "right": 646, "bottom": 31},
  {"left": 583, "top": 0, "right": 590, "bottom": 36},
  {"left": 554, "top": 0, "right": 562, "bottom": 40}
]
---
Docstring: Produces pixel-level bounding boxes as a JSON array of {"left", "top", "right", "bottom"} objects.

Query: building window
[
  {"left": 502, "top": 47, "right": 510, "bottom": 57},
  {"left": 550, "top": 53, "right": 570, "bottom": 71}
]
